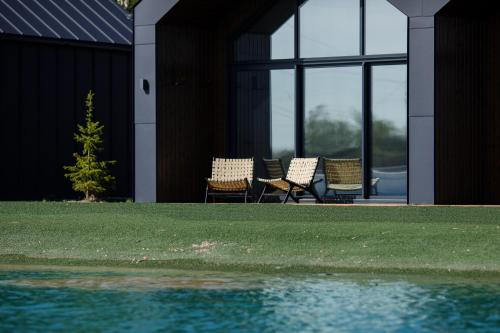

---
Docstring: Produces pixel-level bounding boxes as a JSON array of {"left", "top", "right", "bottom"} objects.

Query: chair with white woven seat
[
  {"left": 323, "top": 158, "right": 379, "bottom": 198},
  {"left": 257, "top": 157, "right": 322, "bottom": 204},
  {"left": 205, "top": 158, "right": 254, "bottom": 203}
]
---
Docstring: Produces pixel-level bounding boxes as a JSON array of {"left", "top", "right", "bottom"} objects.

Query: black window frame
[{"left": 230, "top": 0, "right": 409, "bottom": 201}]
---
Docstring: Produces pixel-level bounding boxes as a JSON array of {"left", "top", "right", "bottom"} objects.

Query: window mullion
[
  {"left": 362, "top": 62, "right": 371, "bottom": 199},
  {"left": 295, "top": 65, "right": 304, "bottom": 158},
  {"left": 295, "top": 0, "right": 300, "bottom": 61},
  {"left": 360, "top": 0, "right": 366, "bottom": 56}
]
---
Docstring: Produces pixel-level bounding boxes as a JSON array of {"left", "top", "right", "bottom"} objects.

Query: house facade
[
  {"left": 134, "top": 0, "right": 499, "bottom": 205},
  {"left": 0, "top": 0, "right": 134, "bottom": 200}
]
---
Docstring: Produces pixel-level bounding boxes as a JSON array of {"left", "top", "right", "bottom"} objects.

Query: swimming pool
[{"left": 0, "top": 266, "right": 498, "bottom": 332}]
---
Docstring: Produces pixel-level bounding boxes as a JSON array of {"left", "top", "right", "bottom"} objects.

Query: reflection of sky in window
[
  {"left": 271, "top": 70, "right": 295, "bottom": 153},
  {"left": 372, "top": 65, "right": 407, "bottom": 130},
  {"left": 271, "top": 16, "right": 294, "bottom": 60},
  {"left": 366, "top": 0, "right": 407, "bottom": 55},
  {"left": 269, "top": 67, "right": 407, "bottom": 152},
  {"left": 300, "top": 0, "right": 360, "bottom": 57},
  {"left": 305, "top": 66, "right": 362, "bottom": 127}
]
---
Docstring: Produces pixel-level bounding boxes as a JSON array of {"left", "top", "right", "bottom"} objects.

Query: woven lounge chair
[
  {"left": 257, "top": 159, "right": 287, "bottom": 203},
  {"left": 323, "top": 158, "right": 379, "bottom": 198},
  {"left": 257, "top": 157, "right": 322, "bottom": 204},
  {"left": 205, "top": 158, "right": 253, "bottom": 203}
]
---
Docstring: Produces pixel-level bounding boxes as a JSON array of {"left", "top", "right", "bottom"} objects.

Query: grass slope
[{"left": 0, "top": 202, "right": 499, "bottom": 275}]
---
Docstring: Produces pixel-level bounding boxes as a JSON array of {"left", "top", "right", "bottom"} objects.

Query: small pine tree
[{"left": 64, "top": 91, "right": 116, "bottom": 202}]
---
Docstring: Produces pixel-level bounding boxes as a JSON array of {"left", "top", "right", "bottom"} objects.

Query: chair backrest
[
  {"left": 324, "top": 158, "right": 362, "bottom": 184},
  {"left": 286, "top": 158, "right": 319, "bottom": 186},
  {"left": 263, "top": 159, "right": 285, "bottom": 179},
  {"left": 211, "top": 158, "right": 253, "bottom": 183}
]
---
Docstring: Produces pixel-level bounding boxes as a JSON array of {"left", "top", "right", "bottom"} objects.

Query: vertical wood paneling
[
  {"left": 93, "top": 51, "right": 112, "bottom": 163},
  {"left": 111, "top": 52, "right": 133, "bottom": 197},
  {"left": 75, "top": 49, "right": 93, "bottom": 128},
  {"left": 157, "top": 24, "right": 216, "bottom": 202},
  {"left": 484, "top": 10, "right": 500, "bottom": 204},
  {"left": 19, "top": 44, "right": 40, "bottom": 198},
  {"left": 0, "top": 42, "right": 21, "bottom": 200},
  {"left": 0, "top": 37, "right": 133, "bottom": 200},
  {"left": 156, "top": 0, "right": 272, "bottom": 202},
  {"left": 57, "top": 46, "right": 77, "bottom": 198},
  {"left": 435, "top": 4, "right": 500, "bottom": 205},
  {"left": 39, "top": 45, "right": 59, "bottom": 199}
]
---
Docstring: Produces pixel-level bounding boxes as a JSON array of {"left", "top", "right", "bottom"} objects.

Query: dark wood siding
[
  {"left": 0, "top": 37, "right": 133, "bottom": 200},
  {"left": 484, "top": 10, "right": 500, "bottom": 204},
  {"left": 435, "top": 3, "right": 500, "bottom": 204},
  {"left": 156, "top": 24, "right": 217, "bottom": 202},
  {"left": 156, "top": 0, "right": 271, "bottom": 202}
]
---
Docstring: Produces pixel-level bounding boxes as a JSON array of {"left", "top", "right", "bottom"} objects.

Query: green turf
[{"left": 0, "top": 202, "right": 499, "bottom": 275}]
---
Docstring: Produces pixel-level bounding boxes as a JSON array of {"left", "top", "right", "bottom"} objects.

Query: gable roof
[{"left": 0, "top": 0, "right": 133, "bottom": 45}]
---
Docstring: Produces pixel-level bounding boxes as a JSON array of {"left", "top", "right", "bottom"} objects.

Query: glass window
[
  {"left": 235, "top": 69, "right": 295, "bottom": 176},
  {"left": 304, "top": 66, "right": 362, "bottom": 159},
  {"left": 271, "top": 70, "right": 295, "bottom": 163},
  {"left": 371, "top": 65, "right": 407, "bottom": 197},
  {"left": 300, "top": 0, "right": 360, "bottom": 58},
  {"left": 365, "top": 0, "right": 407, "bottom": 55},
  {"left": 235, "top": 0, "right": 295, "bottom": 62},
  {"left": 235, "top": 71, "right": 271, "bottom": 163}
]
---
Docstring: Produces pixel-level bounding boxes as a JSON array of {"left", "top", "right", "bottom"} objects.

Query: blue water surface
[{"left": 0, "top": 267, "right": 498, "bottom": 333}]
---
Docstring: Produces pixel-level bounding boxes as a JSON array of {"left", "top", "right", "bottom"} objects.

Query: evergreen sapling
[{"left": 64, "top": 91, "right": 116, "bottom": 201}]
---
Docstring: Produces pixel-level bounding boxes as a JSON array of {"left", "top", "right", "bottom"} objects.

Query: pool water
[{"left": 0, "top": 266, "right": 498, "bottom": 332}]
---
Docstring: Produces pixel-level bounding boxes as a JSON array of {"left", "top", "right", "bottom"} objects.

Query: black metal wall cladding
[{"left": 0, "top": 37, "right": 133, "bottom": 200}]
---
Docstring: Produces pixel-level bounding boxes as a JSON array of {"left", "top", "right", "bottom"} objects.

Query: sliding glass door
[
  {"left": 370, "top": 64, "right": 407, "bottom": 197},
  {"left": 234, "top": 68, "right": 295, "bottom": 177},
  {"left": 304, "top": 66, "right": 362, "bottom": 160},
  {"left": 271, "top": 69, "right": 295, "bottom": 164},
  {"left": 231, "top": 0, "right": 408, "bottom": 201}
]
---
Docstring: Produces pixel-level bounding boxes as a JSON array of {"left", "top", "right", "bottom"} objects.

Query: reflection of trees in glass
[
  {"left": 372, "top": 119, "right": 406, "bottom": 168},
  {"left": 305, "top": 105, "right": 406, "bottom": 168},
  {"left": 305, "top": 105, "right": 361, "bottom": 158}
]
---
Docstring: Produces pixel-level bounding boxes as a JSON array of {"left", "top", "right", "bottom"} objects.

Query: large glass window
[
  {"left": 371, "top": 65, "right": 407, "bottom": 197},
  {"left": 232, "top": 0, "right": 408, "bottom": 200},
  {"left": 271, "top": 70, "right": 295, "bottom": 162},
  {"left": 234, "top": 0, "right": 295, "bottom": 62},
  {"left": 304, "top": 66, "right": 362, "bottom": 159},
  {"left": 365, "top": 0, "right": 408, "bottom": 55},
  {"left": 235, "top": 71, "right": 271, "bottom": 162},
  {"left": 235, "top": 69, "right": 295, "bottom": 177},
  {"left": 300, "top": 0, "right": 360, "bottom": 58}
]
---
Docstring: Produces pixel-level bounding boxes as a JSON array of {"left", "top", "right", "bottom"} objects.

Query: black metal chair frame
[
  {"left": 258, "top": 158, "right": 323, "bottom": 204},
  {"left": 257, "top": 159, "right": 294, "bottom": 203}
]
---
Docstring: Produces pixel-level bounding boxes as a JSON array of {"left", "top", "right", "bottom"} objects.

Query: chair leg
[
  {"left": 310, "top": 187, "right": 323, "bottom": 204},
  {"left": 323, "top": 189, "right": 329, "bottom": 201},
  {"left": 244, "top": 190, "right": 248, "bottom": 204},
  {"left": 283, "top": 188, "right": 293, "bottom": 204},
  {"left": 258, "top": 185, "right": 267, "bottom": 204},
  {"left": 290, "top": 193, "right": 300, "bottom": 204},
  {"left": 204, "top": 186, "right": 209, "bottom": 204}
]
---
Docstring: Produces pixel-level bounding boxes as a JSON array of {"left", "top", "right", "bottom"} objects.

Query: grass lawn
[{"left": 0, "top": 202, "right": 499, "bottom": 276}]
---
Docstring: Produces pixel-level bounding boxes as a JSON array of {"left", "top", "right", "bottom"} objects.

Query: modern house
[
  {"left": 134, "top": 0, "right": 500, "bottom": 205},
  {"left": 0, "top": 0, "right": 134, "bottom": 200}
]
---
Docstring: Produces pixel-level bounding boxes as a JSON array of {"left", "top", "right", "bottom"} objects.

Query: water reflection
[{"left": 0, "top": 268, "right": 499, "bottom": 333}]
